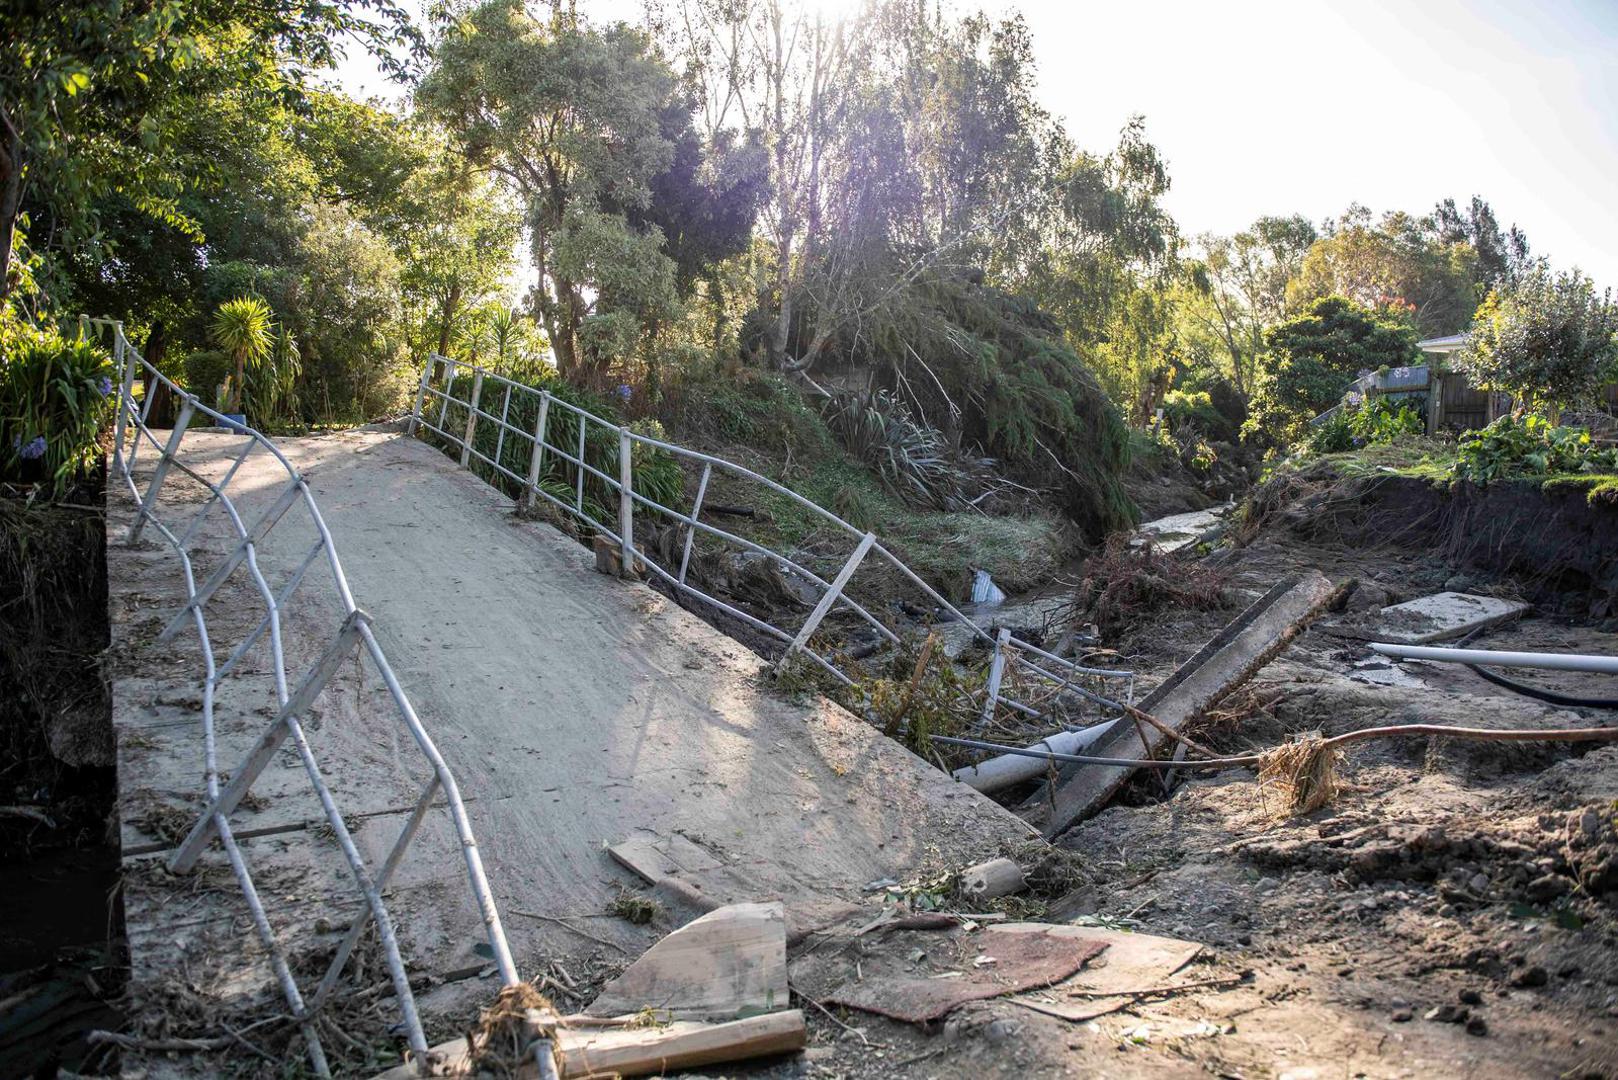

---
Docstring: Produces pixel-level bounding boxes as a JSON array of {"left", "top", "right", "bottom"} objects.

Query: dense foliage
[
  {"left": 1451, "top": 415, "right": 1618, "bottom": 484},
  {"left": 0, "top": 319, "right": 114, "bottom": 492},
  {"left": 5, "top": 0, "right": 1609, "bottom": 531},
  {"left": 1303, "top": 396, "right": 1425, "bottom": 455},
  {"left": 1244, "top": 296, "right": 1420, "bottom": 445}
]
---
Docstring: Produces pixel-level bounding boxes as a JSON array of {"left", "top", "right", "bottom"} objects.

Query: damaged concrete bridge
[{"left": 100, "top": 323, "right": 1035, "bottom": 1073}]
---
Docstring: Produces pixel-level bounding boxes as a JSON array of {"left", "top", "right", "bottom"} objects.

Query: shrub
[
  {"left": 0, "top": 324, "right": 115, "bottom": 493},
  {"left": 1304, "top": 396, "right": 1425, "bottom": 455},
  {"left": 1246, "top": 296, "right": 1420, "bottom": 445},
  {"left": 1452, "top": 414, "right": 1618, "bottom": 484},
  {"left": 822, "top": 389, "right": 975, "bottom": 511},
  {"left": 1162, "top": 388, "right": 1238, "bottom": 443}
]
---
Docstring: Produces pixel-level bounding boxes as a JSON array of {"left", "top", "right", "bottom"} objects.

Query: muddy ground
[{"left": 747, "top": 497, "right": 1618, "bottom": 1079}]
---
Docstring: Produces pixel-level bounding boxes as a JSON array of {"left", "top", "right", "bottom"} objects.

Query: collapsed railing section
[
  {"left": 409, "top": 353, "right": 1134, "bottom": 732},
  {"left": 90, "top": 320, "right": 535, "bottom": 1078}
]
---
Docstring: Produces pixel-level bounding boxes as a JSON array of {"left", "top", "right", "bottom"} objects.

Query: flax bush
[{"left": 0, "top": 319, "right": 115, "bottom": 493}]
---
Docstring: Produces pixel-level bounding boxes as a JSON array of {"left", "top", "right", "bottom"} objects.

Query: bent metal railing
[
  {"left": 89, "top": 320, "right": 539, "bottom": 1078},
  {"left": 409, "top": 353, "right": 1134, "bottom": 731}
]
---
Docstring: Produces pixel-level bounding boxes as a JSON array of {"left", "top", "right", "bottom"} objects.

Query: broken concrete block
[
  {"left": 1329, "top": 591, "right": 1529, "bottom": 645},
  {"left": 585, "top": 902, "right": 787, "bottom": 1021}
]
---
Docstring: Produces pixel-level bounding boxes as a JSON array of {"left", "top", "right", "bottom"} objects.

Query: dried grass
[
  {"left": 1258, "top": 733, "right": 1340, "bottom": 815},
  {"left": 463, "top": 982, "right": 560, "bottom": 1078}
]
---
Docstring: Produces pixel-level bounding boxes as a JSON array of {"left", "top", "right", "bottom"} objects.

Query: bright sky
[{"left": 334, "top": 0, "right": 1618, "bottom": 294}]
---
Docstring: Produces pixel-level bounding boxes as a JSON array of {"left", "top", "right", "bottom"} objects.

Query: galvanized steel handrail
[
  {"left": 90, "top": 320, "right": 532, "bottom": 1077},
  {"left": 410, "top": 353, "right": 1133, "bottom": 726}
]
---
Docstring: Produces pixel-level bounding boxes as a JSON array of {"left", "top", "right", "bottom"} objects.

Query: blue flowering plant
[{"left": 1, "top": 319, "right": 116, "bottom": 493}]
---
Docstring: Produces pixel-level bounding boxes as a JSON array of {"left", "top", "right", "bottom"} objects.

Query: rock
[
  {"left": 1468, "top": 872, "right": 1491, "bottom": 894},
  {"left": 1524, "top": 874, "right": 1570, "bottom": 903},
  {"left": 984, "top": 1019, "right": 1021, "bottom": 1045},
  {"left": 1465, "top": 1016, "right": 1489, "bottom": 1036},
  {"left": 1512, "top": 965, "right": 1549, "bottom": 989},
  {"left": 1459, "top": 989, "right": 1484, "bottom": 1006},
  {"left": 1425, "top": 1004, "right": 1467, "bottom": 1023},
  {"left": 1391, "top": 1006, "right": 1413, "bottom": 1022}
]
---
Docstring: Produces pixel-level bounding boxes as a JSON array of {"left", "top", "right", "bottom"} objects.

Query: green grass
[
  {"left": 1539, "top": 473, "right": 1618, "bottom": 505},
  {"left": 689, "top": 444, "right": 1070, "bottom": 602},
  {"left": 1274, "top": 438, "right": 1618, "bottom": 506}
]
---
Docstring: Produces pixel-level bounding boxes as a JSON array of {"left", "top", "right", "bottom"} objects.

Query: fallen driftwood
[
  {"left": 374, "top": 1011, "right": 807, "bottom": 1079},
  {"left": 585, "top": 902, "right": 787, "bottom": 1021},
  {"left": 1036, "top": 571, "right": 1343, "bottom": 837},
  {"left": 958, "top": 856, "right": 1026, "bottom": 901}
]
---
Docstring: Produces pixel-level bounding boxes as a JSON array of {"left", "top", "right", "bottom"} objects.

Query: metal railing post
[
  {"left": 111, "top": 329, "right": 127, "bottom": 473},
  {"left": 775, "top": 531, "right": 876, "bottom": 673},
  {"left": 127, "top": 398, "right": 196, "bottom": 545},
  {"left": 460, "top": 370, "right": 483, "bottom": 468},
  {"left": 618, "top": 427, "right": 634, "bottom": 577},
  {"left": 523, "top": 391, "right": 550, "bottom": 510},
  {"left": 494, "top": 383, "right": 512, "bottom": 470},
  {"left": 575, "top": 413, "right": 586, "bottom": 510},
  {"left": 169, "top": 611, "right": 369, "bottom": 872},
  {"left": 678, "top": 461, "right": 711, "bottom": 585},
  {"left": 408, "top": 355, "right": 433, "bottom": 436},
  {"left": 112, "top": 327, "right": 138, "bottom": 479},
  {"left": 437, "top": 358, "right": 458, "bottom": 432},
  {"left": 978, "top": 628, "right": 1012, "bottom": 730}
]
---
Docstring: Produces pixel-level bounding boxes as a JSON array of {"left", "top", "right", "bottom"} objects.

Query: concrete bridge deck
[{"left": 108, "top": 426, "right": 1029, "bottom": 1045}]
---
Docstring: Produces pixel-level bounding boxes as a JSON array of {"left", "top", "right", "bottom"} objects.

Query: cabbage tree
[{"left": 211, "top": 297, "right": 273, "bottom": 414}]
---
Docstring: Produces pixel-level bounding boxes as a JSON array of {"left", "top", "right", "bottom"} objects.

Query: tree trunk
[
  {"left": 436, "top": 281, "right": 462, "bottom": 357},
  {"left": 0, "top": 125, "right": 23, "bottom": 301}
]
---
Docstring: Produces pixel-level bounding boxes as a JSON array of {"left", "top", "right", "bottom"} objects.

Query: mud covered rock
[{"left": 1566, "top": 804, "right": 1618, "bottom": 895}]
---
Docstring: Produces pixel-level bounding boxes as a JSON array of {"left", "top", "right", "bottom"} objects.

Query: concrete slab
[
  {"left": 1330, "top": 591, "right": 1530, "bottom": 645},
  {"left": 108, "top": 427, "right": 1031, "bottom": 1039},
  {"left": 1134, "top": 504, "right": 1230, "bottom": 554}
]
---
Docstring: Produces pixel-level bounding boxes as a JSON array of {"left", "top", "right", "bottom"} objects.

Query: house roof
[{"left": 1417, "top": 333, "right": 1468, "bottom": 353}]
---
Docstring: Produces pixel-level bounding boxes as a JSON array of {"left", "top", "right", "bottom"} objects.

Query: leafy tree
[
  {"left": 419, "top": 1, "right": 694, "bottom": 383},
  {"left": 1454, "top": 267, "right": 1618, "bottom": 421},
  {"left": 1245, "top": 295, "right": 1419, "bottom": 445},
  {"left": 1180, "top": 215, "right": 1316, "bottom": 395},
  {"left": 1, "top": 0, "right": 419, "bottom": 300}
]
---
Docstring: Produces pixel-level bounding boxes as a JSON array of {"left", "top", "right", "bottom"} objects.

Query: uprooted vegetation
[{"left": 1065, "top": 538, "right": 1232, "bottom": 637}]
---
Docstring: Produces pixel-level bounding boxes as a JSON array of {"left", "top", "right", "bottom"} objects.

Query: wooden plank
[
  {"left": 560, "top": 1009, "right": 804, "bottom": 1078},
  {"left": 584, "top": 902, "right": 787, "bottom": 1021},
  {"left": 373, "top": 1010, "right": 807, "bottom": 1079}
]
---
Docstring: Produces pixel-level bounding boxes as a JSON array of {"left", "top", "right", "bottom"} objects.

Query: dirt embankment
[
  {"left": 1004, "top": 466, "right": 1618, "bottom": 1080},
  {"left": 1, "top": 468, "right": 124, "bottom": 1076},
  {"left": 1250, "top": 469, "right": 1618, "bottom": 617}
]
